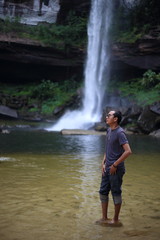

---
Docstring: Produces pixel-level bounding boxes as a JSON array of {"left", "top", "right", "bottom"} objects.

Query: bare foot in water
[
  {"left": 107, "top": 219, "right": 123, "bottom": 227},
  {"left": 95, "top": 218, "right": 111, "bottom": 225}
]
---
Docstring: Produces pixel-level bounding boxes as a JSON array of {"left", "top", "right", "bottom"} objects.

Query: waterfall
[{"left": 47, "top": 0, "right": 113, "bottom": 131}]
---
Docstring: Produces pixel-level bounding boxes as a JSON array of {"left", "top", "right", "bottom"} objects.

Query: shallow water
[{"left": 0, "top": 130, "right": 160, "bottom": 240}]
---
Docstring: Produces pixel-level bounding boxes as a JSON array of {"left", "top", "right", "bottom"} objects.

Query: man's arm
[
  {"left": 110, "top": 143, "right": 132, "bottom": 174},
  {"left": 101, "top": 153, "right": 106, "bottom": 175}
]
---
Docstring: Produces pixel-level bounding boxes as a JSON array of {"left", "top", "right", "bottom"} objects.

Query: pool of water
[{"left": 0, "top": 130, "right": 160, "bottom": 240}]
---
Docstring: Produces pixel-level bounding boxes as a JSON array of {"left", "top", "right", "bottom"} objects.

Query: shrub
[
  {"left": 112, "top": 70, "right": 160, "bottom": 106},
  {"left": 32, "top": 80, "right": 58, "bottom": 100},
  {"left": 140, "top": 70, "right": 160, "bottom": 88}
]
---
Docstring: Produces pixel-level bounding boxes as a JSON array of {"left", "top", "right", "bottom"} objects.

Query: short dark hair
[{"left": 113, "top": 111, "right": 122, "bottom": 124}]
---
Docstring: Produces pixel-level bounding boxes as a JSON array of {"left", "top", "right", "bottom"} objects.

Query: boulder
[
  {"left": 0, "top": 105, "right": 18, "bottom": 119},
  {"left": 137, "top": 105, "right": 160, "bottom": 133},
  {"left": 120, "top": 104, "right": 142, "bottom": 126},
  {"left": 149, "top": 129, "right": 160, "bottom": 138},
  {"left": 150, "top": 101, "right": 160, "bottom": 115}
]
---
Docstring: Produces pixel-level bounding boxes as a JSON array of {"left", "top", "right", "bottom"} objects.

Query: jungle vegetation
[
  {"left": 111, "top": 0, "right": 160, "bottom": 43},
  {"left": 0, "top": 78, "right": 81, "bottom": 116},
  {"left": 109, "top": 70, "right": 160, "bottom": 106},
  {"left": 0, "top": 11, "right": 87, "bottom": 50}
]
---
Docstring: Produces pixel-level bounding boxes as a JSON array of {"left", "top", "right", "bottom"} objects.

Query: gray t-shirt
[{"left": 105, "top": 126, "right": 128, "bottom": 169}]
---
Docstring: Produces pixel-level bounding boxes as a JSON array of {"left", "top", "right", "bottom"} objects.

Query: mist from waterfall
[{"left": 47, "top": 0, "right": 113, "bottom": 131}]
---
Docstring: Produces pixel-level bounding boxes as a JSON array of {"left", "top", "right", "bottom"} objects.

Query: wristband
[{"left": 113, "top": 164, "right": 117, "bottom": 168}]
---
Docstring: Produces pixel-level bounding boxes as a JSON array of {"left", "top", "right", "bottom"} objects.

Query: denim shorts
[{"left": 99, "top": 167, "right": 125, "bottom": 197}]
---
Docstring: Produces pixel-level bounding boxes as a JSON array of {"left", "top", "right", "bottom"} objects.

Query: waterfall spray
[{"left": 47, "top": 0, "right": 113, "bottom": 131}]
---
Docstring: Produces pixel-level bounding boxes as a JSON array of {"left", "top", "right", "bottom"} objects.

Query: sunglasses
[{"left": 106, "top": 114, "right": 114, "bottom": 118}]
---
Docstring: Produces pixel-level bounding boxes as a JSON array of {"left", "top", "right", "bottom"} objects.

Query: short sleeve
[{"left": 118, "top": 131, "right": 128, "bottom": 146}]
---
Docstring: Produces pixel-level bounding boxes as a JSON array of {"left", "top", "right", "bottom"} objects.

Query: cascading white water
[{"left": 47, "top": 0, "right": 113, "bottom": 131}]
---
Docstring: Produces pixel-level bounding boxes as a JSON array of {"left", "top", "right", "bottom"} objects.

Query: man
[{"left": 97, "top": 110, "right": 132, "bottom": 225}]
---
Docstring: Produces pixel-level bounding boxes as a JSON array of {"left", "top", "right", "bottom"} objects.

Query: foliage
[
  {"left": 124, "top": 0, "right": 160, "bottom": 27},
  {"left": 0, "top": 12, "right": 87, "bottom": 49},
  {"left": 32, "top": 80, "right": 58, "bottom": 100},
  {"left": 112, "top": 27, "right": 142, "bottom": 43},
  {"left": 110, "top": 0, "right": 159, "bottom": 43},
  {"left": 41, "top": 100, "right": 57, "bottom": 115},
  {"left": 35, "top": 78, "right": 80, "bottom": 115},
  {"left": 140, "top": 70, "right": 160, "bottom": 89},
  {"left": 110, "top": 70, "right": 160, "bottom": 106},
  {"left": 0, "top": 83, "right": 35, "bottom": 96},
  {"left": 0, "top": 78, "right": 81, "bottom": 116},
  {"left": 0, "top": 17, "right": 23, "bottom": 33},
  {"left": 120, "top": 0, "right": 160, "bottom": 27}
]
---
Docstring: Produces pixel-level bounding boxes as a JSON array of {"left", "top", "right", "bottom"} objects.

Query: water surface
[{"left": 0, "top": 131, "right": 160, "bottom": 240}]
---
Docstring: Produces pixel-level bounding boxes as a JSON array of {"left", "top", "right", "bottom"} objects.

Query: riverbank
[{"left": 0, "top": 118, "right": 160, "bottom": 139}]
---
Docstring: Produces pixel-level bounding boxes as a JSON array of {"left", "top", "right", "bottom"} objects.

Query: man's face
[{"left": 106, "top": 111, "right": 116, "bottom": 125}]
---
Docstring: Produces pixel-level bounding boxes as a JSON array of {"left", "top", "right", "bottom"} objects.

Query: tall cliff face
[
  {"left": 0, "top": 29, "right": 160, "bottom": 83},
  {"left": 111, "top": 32, "right": 160, "bottom": 72}
]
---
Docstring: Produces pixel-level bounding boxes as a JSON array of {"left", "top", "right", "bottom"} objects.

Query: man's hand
[
  {"left": 102, "top": 163, "right": 106, "bottom": 176},
  {"left": 110, "top": 165, "right": 117, "bottom": 175}
]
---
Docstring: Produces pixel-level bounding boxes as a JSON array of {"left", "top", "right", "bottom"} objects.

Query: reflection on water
[{"left": 0, "top": 131, "right": 160, "bottom": 240}]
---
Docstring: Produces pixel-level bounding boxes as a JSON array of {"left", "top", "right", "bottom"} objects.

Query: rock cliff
[
  {"left": 112, "top": 27, "right": 160, "bottom": 71},
  {"left": 0, "top": 34, "right": 84, "bottom": 82},
  {"left": 1, "top": 31, "right": 159, "bottom": 83}
]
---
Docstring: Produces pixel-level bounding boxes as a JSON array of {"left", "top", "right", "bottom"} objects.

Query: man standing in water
[{"left": 97, "top": 110, "right": 132, "bottom": 225}]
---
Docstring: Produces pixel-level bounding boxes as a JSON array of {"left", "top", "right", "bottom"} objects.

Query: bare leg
[
  {"left": 95, "top": 201, "right": 110, "bottom": 224},
  {"left": 108, "top": 203, "right": 122, "bottom": 226},
  {"left": 102, "top": 201, "right": 109, "bottom": 220},
  {"left": 113, "top": 203, "right": 121, "bottom": 222}
]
